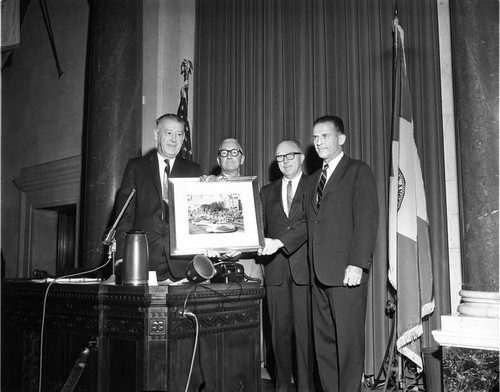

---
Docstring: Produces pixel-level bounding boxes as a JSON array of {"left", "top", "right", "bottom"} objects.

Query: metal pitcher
[{"left": 122, "top": 230, "right": 149, "bottom": 286}]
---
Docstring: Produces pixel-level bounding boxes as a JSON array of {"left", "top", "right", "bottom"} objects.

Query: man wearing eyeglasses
[
  {"left": 205, "top": 138, "right": 264, "bottom": 283},
  {"left": 114, "top": 113, "right": 201, "bottom": 283},
  {"left": 258, "top": 140, "right": 314, "bottom": 392},
  {"left": 305, "top": 115, "right": 379, "bottom": 392},
  {"left": 216, "top": 137, "right": 245, "bottom": 177}
]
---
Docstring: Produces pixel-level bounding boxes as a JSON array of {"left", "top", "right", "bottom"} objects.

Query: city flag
[{"left": 388, "top": 17, "right": 434, "bottom": 372}]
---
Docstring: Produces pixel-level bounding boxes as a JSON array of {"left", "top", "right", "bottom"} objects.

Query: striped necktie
[
  {"left": 317, "top": 163, "right": 329, "bottom": 208},
  {"left": 163, "top": 159, "right": 170, "bottom": 202}
]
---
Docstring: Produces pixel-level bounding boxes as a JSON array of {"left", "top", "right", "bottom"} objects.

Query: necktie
[
  {"left": 286, "top": 180, "right": 293, "bottom": 214},
  {"left": 163, "top": 159, "right": 170, "bottom": 202},
  {"left": 317, "top": 164, "right": 328, "bottom": 208}
]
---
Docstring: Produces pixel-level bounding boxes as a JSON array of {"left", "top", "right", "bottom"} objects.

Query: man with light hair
[{"left": 205, "top": 137, "right": 264, "bottom": 283}]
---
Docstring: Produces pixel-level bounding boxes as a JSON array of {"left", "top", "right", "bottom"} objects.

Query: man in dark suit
[
  {"left": 305, "top": 115, "right": 379, "bottom": 392},
  {"left": 259, "top": 140, "right": 314, "bottom": 392},
  {"left": 206, "top": 138, "right": 265, "bottom": 283},
  {"left": 114, "top": 113, "right": 201, "bottom": 282}
]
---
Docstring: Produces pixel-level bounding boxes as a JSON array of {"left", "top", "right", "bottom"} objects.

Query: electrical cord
[
  {"left": 364, "top": 299, "right": 397, "bottom": 391},
  {"left": 182, "top": 285, "right": 198, "bottom": 312},
  {"left": 177, "top": 278, "right": 256, "bottom": 392},
  {"left": 242, "top": 273, "right": 261, "bottom": 285},
  {"left": 180, "top": 286, "right": 208, "bottom": 391},
  {"left": 180, "top": 309, "right": 200, "bottom": 392},
  {"left": 199, "top": 280, "right": 245, "bottom": 303},
  {"left": 38, "top": 256, "right": 110, "bottom": 392}
]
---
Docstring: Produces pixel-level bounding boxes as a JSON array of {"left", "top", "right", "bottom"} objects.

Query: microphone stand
[
  {"left": 101, "top": 239, "right": 117, "bottom": 285},
  {"left": 101, "top": 189, "right": 136, "bottom": 285}
]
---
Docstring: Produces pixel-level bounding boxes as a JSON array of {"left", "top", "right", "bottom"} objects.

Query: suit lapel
[
  {"left": 295, "top": 174, "right": 307, "bottom": 200},
  {"left": 170, "top": 156, "right": 184, "bottom": 177},
  {"left": 310, "top": 170, "right": 321, "bottom": 213},
  {"left": 274, "top": 180, "right": 285, "bottom": 212},
  {"left": 321, "top": 155, "right": 349, "bottom": 204},
  {"left": 149, "top": 151, "right": 162, "bottom": 200},
  {"left": 289, "top": 174, "right": 307, "bottom": 218}
]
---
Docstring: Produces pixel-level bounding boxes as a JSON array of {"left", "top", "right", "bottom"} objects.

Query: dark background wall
[{"left": 2, "top": 0, "right": 88, "bottom": 277}]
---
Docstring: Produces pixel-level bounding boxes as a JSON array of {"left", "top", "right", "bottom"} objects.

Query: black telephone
[{"left": 212, "top": 262, "right": 245, "bottom": 283}]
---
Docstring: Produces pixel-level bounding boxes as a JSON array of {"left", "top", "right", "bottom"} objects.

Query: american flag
[{"left": 178, "top": 59, "right": 193, "bottom": 160}]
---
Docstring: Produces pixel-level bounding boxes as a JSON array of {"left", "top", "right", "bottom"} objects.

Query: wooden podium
[{"left": 1, "top": 280, "right": 265, "bottom": 392}]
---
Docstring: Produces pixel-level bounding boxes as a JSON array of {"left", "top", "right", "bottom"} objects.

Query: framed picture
[{"left": 168, "top": 176, "right": 265, "bottom": 256}]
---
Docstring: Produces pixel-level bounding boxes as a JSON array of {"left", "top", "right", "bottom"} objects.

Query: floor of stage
[{"left": 261, "top": 367, "right": 374, "bottom": 392}]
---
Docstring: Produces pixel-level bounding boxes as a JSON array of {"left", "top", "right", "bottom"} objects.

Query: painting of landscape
[{"left": 187, "top": 193, "right": 245, "bottom": 235}]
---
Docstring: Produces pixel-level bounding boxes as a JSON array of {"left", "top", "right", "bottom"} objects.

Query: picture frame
[{"left": 168, "top": 176, "right": 265, "bottom": 256}]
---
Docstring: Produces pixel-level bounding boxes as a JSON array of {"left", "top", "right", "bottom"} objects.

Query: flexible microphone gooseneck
[
  {"left": 102, "top": 188, "right": 136, "bottom": 246},
  {"left": 101, "top": 188, "right": 136, "bottom": 285}
]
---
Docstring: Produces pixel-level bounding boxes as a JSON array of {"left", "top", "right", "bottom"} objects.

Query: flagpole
[{"left": 386, "top": 11, "right": 434, "bottom": 392}]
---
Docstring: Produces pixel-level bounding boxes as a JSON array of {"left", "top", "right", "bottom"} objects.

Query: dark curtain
[{"left": 193, "top": 0, "right": 450, "bottom": 376}]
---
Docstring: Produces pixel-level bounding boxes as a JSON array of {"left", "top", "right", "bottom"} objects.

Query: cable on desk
[
  {"left": 38, "top": 257, "right": 110, "bottom": 392},
  {"left": 182, "top": 285, "right": 199, "bottom": 314},
  {"left": 199, "top": 281, "right": 245, "bottom": 303},
  {"left": 179, "top": 310, "right": 200, "bottom": 392},
  {"left": 178, "top": 280, "right": 260, "bottom": 391},
  {"left": 242, "top": 273, "right": 262, "bottom": 285}
]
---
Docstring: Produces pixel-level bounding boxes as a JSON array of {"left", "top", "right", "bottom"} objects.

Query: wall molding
[{"left": 14, "top": 156, "right": 82, "bottom": 277}]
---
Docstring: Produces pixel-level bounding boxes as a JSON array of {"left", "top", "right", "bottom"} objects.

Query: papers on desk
[
  {"left": 29, "top": 277, "right": 201, "bottom": 286},
  {"left": 157, "top": 277, "right": 191, "bottom": 286},
  {"left": 30, "top": 278, "right": 101, "bottom": 284}
]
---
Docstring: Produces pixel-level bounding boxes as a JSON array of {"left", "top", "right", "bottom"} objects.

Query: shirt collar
[
  {"left": 282, "top": 172, "right": 302, "bottom": 185},
  {"left": 158, "top": 152, "right": 176, "bottom": 170},
  {"left": 324, "top": 151, "right": 343, "bottom": 171}
]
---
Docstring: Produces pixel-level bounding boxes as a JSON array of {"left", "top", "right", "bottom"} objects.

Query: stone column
[
  {"left": 451, "top": 0, "right": 499, "bottom": 297},
  {"left": 450, "top": 0, "right": 499, "bottom": 319},
  {"left": 433, "top": 1, "right": 498, "bottom": 390},
  {"left": 81, "top": 0, "right": 143, "bottom": 269}
]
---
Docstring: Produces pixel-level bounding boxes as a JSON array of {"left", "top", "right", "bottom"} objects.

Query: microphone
[
  {"left": 102, "top": 188, "right": 136, "bottom": 245},
  {"left": 101, "top": 188, "right": 136, "bottom": 286}
]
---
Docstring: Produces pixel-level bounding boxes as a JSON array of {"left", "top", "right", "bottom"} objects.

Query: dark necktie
[
  {"left": 317, "top": 164, "right": 329, "bottom": 208},
  {"left": 286, "top": 180, "right": 293, "bottom": 214},
  {"left": 163, "top": 159, "right": 170, "bottom": 202}
]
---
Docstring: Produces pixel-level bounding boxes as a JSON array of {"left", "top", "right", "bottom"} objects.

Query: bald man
[
  {"left": 205, "top": 138, "right": 264, "bottom": 283},
  {"left": 259, "top": 139, "right": 314, "bottom": 392}
]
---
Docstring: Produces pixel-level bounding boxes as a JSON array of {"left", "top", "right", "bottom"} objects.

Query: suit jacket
[
  {"left": 260, "top": 174, "right": 309, "bottom": 286},
  {"left": 305, "top": 154, "right": 378, "bottom": 286},
  {"left": 115, "top": 149, "right": 201, "bottom": 279}
]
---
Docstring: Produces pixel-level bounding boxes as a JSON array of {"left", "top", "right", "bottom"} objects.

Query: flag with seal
[{"left": 388, "top": 16, "right": 435, "bottom": 372}]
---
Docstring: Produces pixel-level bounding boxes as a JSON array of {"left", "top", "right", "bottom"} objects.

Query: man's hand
[
  {"left": 204, "top": 249, "right": 242, "bottom": 261},
  {"left": 204, "top": 248, "right": 220, "bottom": 258},
  {"left": 257, "top": 238, "right": 284, "bottom": 256},
  {"left": 342, "top": 265, "right": 363, "bottom": 287}
]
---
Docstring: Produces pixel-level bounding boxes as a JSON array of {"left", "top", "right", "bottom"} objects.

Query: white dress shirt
[
  {"left": 281, "top": 173, "right": 302, "bottom": 217},
  {"left": 324, "top": 151, "right": 344, "bottom": 183}
]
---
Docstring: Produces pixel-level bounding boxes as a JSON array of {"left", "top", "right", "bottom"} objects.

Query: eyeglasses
[
  {"left": 276, "top": 152, "right": 301, "bottom": 162},
  {"left": 219, "top": 149, "right": 242, "bottom": 157}
]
